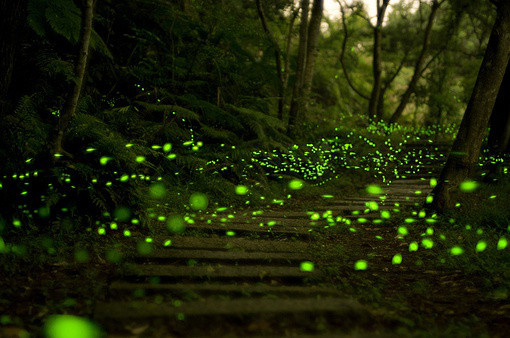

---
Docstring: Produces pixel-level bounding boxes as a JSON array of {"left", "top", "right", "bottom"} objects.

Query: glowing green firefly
[
  {"left": 190, "top": 193, "right": 209, "bottom": 210},
  {"left": 163, "top": 143, "right": 172, "bottom": 152},
  {"left": 167, "top": 215, "right": 186, "bottom": 234},
  {"left": 366, "top": 185, "right": 383, "bottom": 195},
  {"left": 450, "top": 246, "right": 464, "bottom": 255},
  {"left": 459, "top": 180, "right": 478, "bottom": 192},
  {"left": 422, "top": 238, "right": 434, "bottom": 249},
  {"left": 235, "top": 185, "right": 248, "bottom": 195},
  {"left": 99, "top": 156, "right": 111, "bottom": 165},
  {"left": 397, "top": 227, "right": 408, "bottom": 236},
  {"left": 289, "top": 179, "right": 304, "bottom": 190},
  {"left": 149, "top": 183, "right": 166, "bottom": 199},
  {"left": 430, "top": 178, "right": 437, "bottom": 187},
  {"left": 497, "top": 237, "right": 507, "bottom": 250},
  {"left": 44, "top": 315, "right": 101, "bottom": 338},
  {"left": 392, "top": 254, "right": 402, "bottom": 265},
  {"left": 475, "top": 241, "right": 487, "bottom": 252},
  {"left": 300, "top": 261, "right": 314, "bottom": 272},
  {"left": 354, "top": 260, "right": 368, "bottom": 270}
]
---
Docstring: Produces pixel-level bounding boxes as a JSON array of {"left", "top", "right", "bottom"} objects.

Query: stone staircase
[{"left": 93, "top": 142, "right": 449, "bottom": 337}]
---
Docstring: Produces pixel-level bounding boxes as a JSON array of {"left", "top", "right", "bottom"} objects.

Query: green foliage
[{"left": 28, "top": 0, "right": 112, "bottom": 58}]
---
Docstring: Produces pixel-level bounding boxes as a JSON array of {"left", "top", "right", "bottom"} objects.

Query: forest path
[{"left": 93, "top": 142, "right": 451, "bottom": 337}]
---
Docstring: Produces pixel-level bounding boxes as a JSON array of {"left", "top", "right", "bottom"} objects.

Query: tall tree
[
  {"left": 488, "top": 62, "right": 510, "bottom": 153},
  {"left": 367, "top": 0, "right": 391, "bottom": 120},
  {"left": 288, "top": 0, "right": 324, "bottom": 135},
  {"left": 288, "top": 0, "right": 309, "bottom": 133},
  {"left": 52, "top": 0, "right": 95, "bottom": 158},
  {"left": 255, "top": 1, "right": 298, "bottom": 121},
  {"left": 389, "top": 0, "right": 444, "bottom": 124},
  {"left": 432, "top": 0, "right": 510, "bottom": 212},
  {"left": 301, "top": 0, "right": 324, "bottom": 109}
]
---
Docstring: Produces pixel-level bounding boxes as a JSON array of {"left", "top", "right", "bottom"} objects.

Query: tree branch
[{"left": 338, "top": 1, "right": 370, "bottom": 100}]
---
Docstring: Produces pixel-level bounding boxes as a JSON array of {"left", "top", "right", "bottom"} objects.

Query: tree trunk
[
  {"left": 301, "top": 0, "right": 324, "bottom": 110},
  {"left": 389, "top": 0, "right": 441, "bottom": 124},
  {"left": 288, "top": 0, "right": 310, "bottom": 134},
  {"left": 282, "top": 8, "right": 299, "bottom": 120},
  {"left": 488, "top": 61, "right": 510, "bottom": 153},
  {"left": 255, "top": 0, "right": 285, "bottom": 120},
  {"left": 432, "top": 2, "right": 510, "bottom": 212},
  {"left": 338, "top": 3, "right": 370, "bottom": 101},
  {"left": 367, "top": 0, "right": 390, "bottom": 121},
  {"left": 0, "top": 0, "right": 27, "bottom": 115},
  {"left": 52, "top": 0, "right": 95, "bottom": 159}
]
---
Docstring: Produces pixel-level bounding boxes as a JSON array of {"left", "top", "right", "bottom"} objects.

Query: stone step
[
  {"left": 136, "top": 249, "right": 310, "bottom": 262},
  {"left": 94, "top": 297, "right": 367, "bottom": 318},
  {"left": 108, "top": 282, "right": 340, "bottom": 296},
  {"left": 122, "top": 264, "right": 319, "bottom": 279},
  {"left": 182, "top": 222, "right": 312, "bottom": 236},
  {"left": 156, "top": 237, "right": 308, "bottom": 253}
]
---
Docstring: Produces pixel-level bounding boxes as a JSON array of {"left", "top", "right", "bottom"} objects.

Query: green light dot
[
  {"left": 189, "top": 193, "right": 209, "bottom": 211},
  {"left": 97, "top": 228, "right": 106, "bottom": 235},
  {"left": 450, "top": 246, "right": 464, "bottom": 256},
  {"left": 300, "top": 261, "right": 314, "bottom": 272},
  {"left": 422, "top": 238, "right": 434, "bottom": 249},
  {"left": 475, "top": 241, "right": 487, "bottom": 252},
  {"left": 136, "top": 156, "right": 145, "bottom": 163},
  {"left": 123, "top": 230, "right": 131, "bottom": 237},
  {"left": 44, "top": 315, "right": 101, "bottom": 338},
  {"left": 426, "top": 227, "right": 434, "bottom": 235},
  {"left": 392, "top": 254, "right": 402, "bottom": 265},
  {"left": 430, "top": 178, "right": 437, "bottom": 187},
  {"left": 366, "top": 185, "right": 383, "bottom": 195},
  {"left": 354, "top": 260, "right": 368, "bottom": 270},
  {"left": 99, "top": 156, "right": 111, "bottom": 165},
  {"left": 120, "top": 175, "right": 129, "bottom": 182},
  {"left": 164, "top": 240, "right": 172, "bottom": 247},
  {"left": 459, "top": 180, "right": 478, "bottom": 192},
  {"left": 409, "top": 242, "right": 418, "bottom": 252},
  {"left": 167, "top": 215, "right": 186, "bottom": 234},
  {"left": 163, "top": 143, "right": 172, "bottom": 152},
  {"left": 367, "top": 201, "right": 378, "bottom": 210},
  {"left": 226, "top": 231, "right": 236, "bottom": 237},
  {"left": 288, "top": 179, "right": 304, "bottom": 190},
  {"left": 426, "top": 195, "right": 433, "bottom": 203},
  {"left": 381, "top": 210, "right": 390, "bottom": 219},
  {"left": 497, "top": 237, "right": 508, "bottom": 250},
  {"left": 235, "top": 185, "right": 249, "bottom": 195},
  {"left": 149, "top": 183, "right": 166, "bottom": 199},
  {"left": 397, "top": 226, "right": 408, "bottom": 236}
]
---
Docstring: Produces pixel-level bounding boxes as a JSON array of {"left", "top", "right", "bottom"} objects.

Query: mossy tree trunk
[
  {"left": 288, "top": 0, "right": 323, "bottom": 135},
  {"left": 52, "top": 0, "right": 95, "bottom": 159},
  {"left": 367, "top": 0, "right": 390, "bottom": 121},
  {"left": 432, "top": 1, "right": 510, "bottom": 212},
  {"left": 301, "top": 0, "right": 323, "bottom": 112},
  {"left": 287, "top": 0, "right": 310, "bottom": 134}
]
